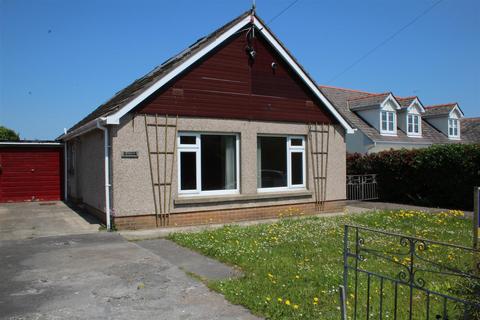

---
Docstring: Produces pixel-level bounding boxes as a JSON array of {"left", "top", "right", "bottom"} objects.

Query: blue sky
[{"left": 1, "top": 0, "right": 479, "bottom": 140}]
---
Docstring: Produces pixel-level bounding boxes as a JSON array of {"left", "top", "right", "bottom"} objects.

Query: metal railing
[
  {"left": 347, "top": 174, "right": 378, "bottom": 201},
  {"left": 342, "top": 224, "right": 480, "bottom": 320}
]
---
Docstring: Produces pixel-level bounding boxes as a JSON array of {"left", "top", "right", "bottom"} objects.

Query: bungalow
[
  {"left": 319, "top": 85, "right": 466, "bottom": 154},
  {"left": 59, "top": 11, "right": 354, "bottom": 230}
]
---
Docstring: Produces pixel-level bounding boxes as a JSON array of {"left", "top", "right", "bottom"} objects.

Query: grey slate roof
[
  {"left": 396, "top": 96, "right": 417, "bottom": 109},
  {"left": 348, "top": 93, "right": 392, "bottom": 110},
  {"left": 423, "top": 103, "right": 457, "bottom": 117},
  {"left": 461, "top": 117, "right": 480, "bottom": 143},
  {"left": 318, "top": 85, "right": 456, "bottom": 145},
  {"left": 67, "top": 10, "right": 253, "bottom": 133}
]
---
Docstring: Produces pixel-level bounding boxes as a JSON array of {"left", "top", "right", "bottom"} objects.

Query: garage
[{"left": 0, "top": 141, "right": 64, "bottom": 202}]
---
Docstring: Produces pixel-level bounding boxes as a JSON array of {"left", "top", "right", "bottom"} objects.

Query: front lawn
[{"left": 169, "top": 209, "right": 473, "bottom": 319}]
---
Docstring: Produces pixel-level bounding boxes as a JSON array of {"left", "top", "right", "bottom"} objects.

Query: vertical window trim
[
  {"left": 177, "top": 132, "right": 240, "bottom": 196},
  {"left": 257, "top": 135, "right": 306, "bottom": 193}
]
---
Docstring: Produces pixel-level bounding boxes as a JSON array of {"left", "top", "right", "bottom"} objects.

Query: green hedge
[{"left": 347, "top": 144, "right": 480, "bottom": 210}]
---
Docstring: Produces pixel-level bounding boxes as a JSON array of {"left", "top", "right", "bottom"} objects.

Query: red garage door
[{"left": 0, "top": 146, "right": 63, "bottom": 202}]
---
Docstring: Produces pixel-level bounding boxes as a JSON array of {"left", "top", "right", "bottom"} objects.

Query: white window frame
[
  {"left": 177, "top": 132, "right": 240, "bottom": 197},
  {"left": 380, "top": 111, "right": 396, "bottom": 135},
  {"left": 257, "top": 135, "right": 306, "bottom": 193},
  {"left": 448, "top": 118, "right": 460, "bottom": 139},
  {"left": 407, "top": 113, "right": 421, "bottom": 136}
]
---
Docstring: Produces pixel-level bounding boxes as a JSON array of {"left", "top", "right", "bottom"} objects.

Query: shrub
[
  {"left": 0, "top": 126, "right": 20, "bottom": 141},
  {"left": 347, "top": 144, "right": 480, "bottom": 210}
]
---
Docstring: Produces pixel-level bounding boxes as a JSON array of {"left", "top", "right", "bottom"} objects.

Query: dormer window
[
  {"left": 407, "top": 114, "right": 421, "bottom": 135},
  {"left": 423, "top": 103, "right": 463, "bottom": 140},
  {"left": 448, "top": 118, "right": 459, "bottom": 138},
  {"left": 381, "top": 111, "right": 395, "bottom": 134}
]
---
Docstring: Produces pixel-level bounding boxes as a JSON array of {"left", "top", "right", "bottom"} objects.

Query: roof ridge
[
  {"left": 425, "top": 103, "right": 457, "bottom": 109},
  {"left": 318, "top": 84, "right": 378, "bottom": 95},
  {"left": 396, "top": 96, "right": 417, "bottom": 100}
]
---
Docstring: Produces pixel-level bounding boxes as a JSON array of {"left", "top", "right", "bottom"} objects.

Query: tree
[{"left": 0, "top": 126, "right": 20, "bottom": 141}]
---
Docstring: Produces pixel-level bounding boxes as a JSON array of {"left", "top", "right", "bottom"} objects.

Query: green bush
[
  {"left": 0, "top": 126, "right": 20, "bottom": 141},
  {"left": 347, "top": 144, "right": 480, "bottom": 210}
]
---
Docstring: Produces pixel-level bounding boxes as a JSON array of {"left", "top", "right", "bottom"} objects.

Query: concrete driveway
[
  {"left": 0, "top": 233, "right": 259, "bottom": 320},
  {"left": 0, "top": 201, "right": 100, "bottom": 240}
]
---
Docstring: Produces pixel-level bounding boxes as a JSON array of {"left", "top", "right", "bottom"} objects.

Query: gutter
[
  {"left": 374, "top": 140, "right": 432, "bottom": 146},
  {"left": 0, "top": 141, "right": 62, "bottom": 146},
  {"left": 96, "top": 119, "right": 112, "bottom": 231},
  {"left": 58, "top": 118, "right": 102, "bottom": 141}
]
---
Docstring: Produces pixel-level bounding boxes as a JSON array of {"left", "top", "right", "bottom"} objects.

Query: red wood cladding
[
  {"left": 0, "top": 147, "right": 63, "bottom": 202},
  {"left": 137, "top": 32, "right": 336, "bottom": 124}
]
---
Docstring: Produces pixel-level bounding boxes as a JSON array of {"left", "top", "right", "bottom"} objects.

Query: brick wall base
[{"left": 113, "top": 200, "right": 346, "bottom": 230}]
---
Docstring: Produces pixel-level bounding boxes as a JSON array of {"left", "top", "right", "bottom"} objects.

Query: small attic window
[
  {"left": 380, "top": 111, "right": 396, "bottom": 135},
  {"left": 448, "top": 118, "right": 459, "bottom": 139},
  {"left": 407, "top": 114, "right": 421, "bottom": 136}
]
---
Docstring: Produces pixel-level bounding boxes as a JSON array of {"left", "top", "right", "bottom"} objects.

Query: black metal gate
[{"left": 342, "top": 225, "right": 480, "bottom": 319}]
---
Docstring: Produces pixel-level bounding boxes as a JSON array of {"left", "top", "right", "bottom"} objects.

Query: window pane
[
  {"left": 258, "top": 136, "right": 287, "bottom": 188},
  {"left": 381, "top": 112, "right": 387, "bottom": 131},
  {"left": 180, "top": 135, "right": 196, "bottom": 145},
  {"left": 291, "top": 152, "right": 303, "bottom": 185},
  {"left": 388, "top": 113, "right": 394, "bottom": 131},
  {"left": 180, "top": 152, "right": 196, "bottom": 190},
  {"left": 291, "top": 138, "right": 303, "bottom": 146},
  {"left": 201, "top": 135, "right": 236, "bottom": 191}
]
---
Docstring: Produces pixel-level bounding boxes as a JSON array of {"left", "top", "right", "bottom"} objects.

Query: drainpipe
[{"left": 96, "top": 119, "right": 112, "bottom": 231}]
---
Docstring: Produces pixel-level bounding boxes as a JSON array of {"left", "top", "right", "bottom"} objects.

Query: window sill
[
  {"left": 406, "top": 134, "right": 422, "bottom": 138},
  {"left": 380, "top": 132, "right": 397, "bottom": 137},
  {"left": 174, "top": 190, "right": 312, "bottom": 206}
]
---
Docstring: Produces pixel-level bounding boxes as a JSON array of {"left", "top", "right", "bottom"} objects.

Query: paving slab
[
  {"left": 136, "top": 239, "right": 243, "bottom": 281},
  {"left": 0, "top": 201, "right": 100, "bottom": 240},
  {"left": 0, "top": 232, "right": 260, "bottom": 320}
]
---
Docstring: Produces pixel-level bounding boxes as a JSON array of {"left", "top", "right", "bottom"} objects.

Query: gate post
[
  {"left": 343, "top": 225, "right": 349, "bottom": 298},
  {"left": 474, "top": 186, "right": 479, "bottom": 250},
  {"left": 339, "top": 285, "right": 347, "bottom": 320}
]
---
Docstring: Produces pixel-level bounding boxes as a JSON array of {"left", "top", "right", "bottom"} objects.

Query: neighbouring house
[
  {"left": 460, "top": 117, "right": 480, "bottom": 143},
  {"left": 319, "top": 86, "right": 466, "bottom": 154},
  {"left": 58, "top": 11, "right": 354, "bottom": 230}
]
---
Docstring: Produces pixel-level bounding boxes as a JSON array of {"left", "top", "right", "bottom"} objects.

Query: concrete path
[
  {"left": 0, "top": 233, "right": 260, "bottom": 320},
  {"left": 0, "top": 201, "right": 100, "bottom": 240},
  {"left": 136, "top": 239, "right": 242, "bottom": 281}
]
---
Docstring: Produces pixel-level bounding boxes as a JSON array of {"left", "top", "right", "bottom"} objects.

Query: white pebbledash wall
[{"left": 109, "top": 115, "right": 347, "bottom": 217}]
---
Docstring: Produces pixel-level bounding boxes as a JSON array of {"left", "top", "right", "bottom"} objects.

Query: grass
[{"left": 169, "top": 209, "right": 475, "bottom": 319}]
